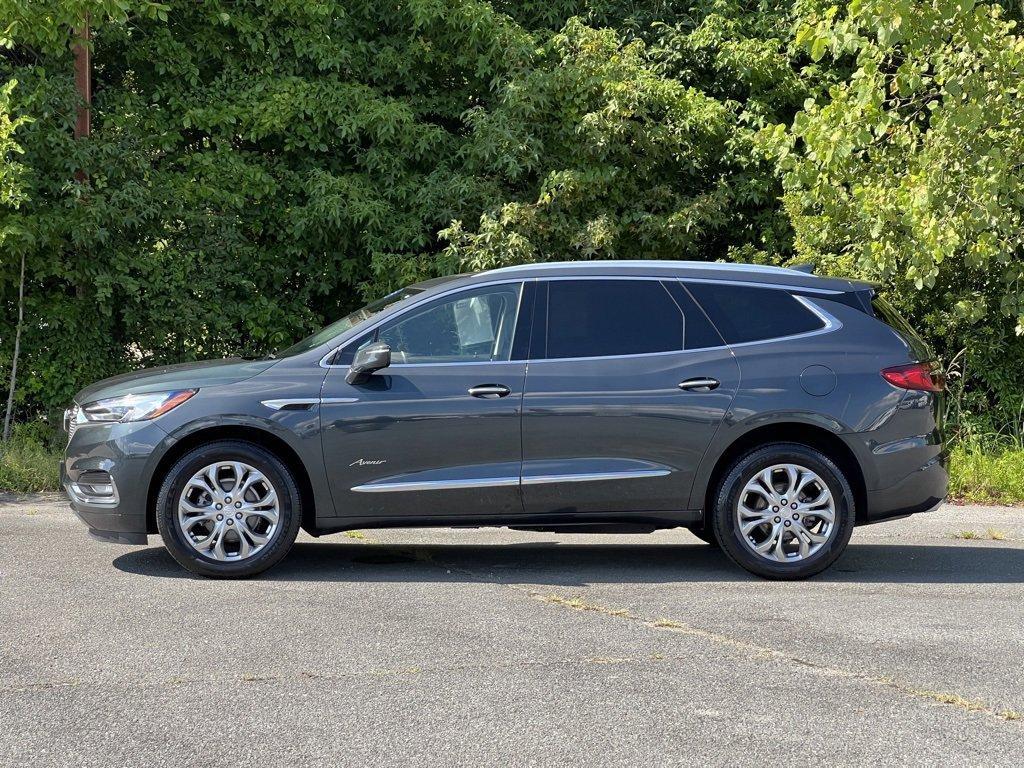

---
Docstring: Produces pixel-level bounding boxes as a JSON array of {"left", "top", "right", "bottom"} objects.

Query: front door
[
  {"left": 521, "top": 278, "right": 739, "bottom": 515},
  {"left": 320, "top": 281, "right": 529, "bottom": 520}
]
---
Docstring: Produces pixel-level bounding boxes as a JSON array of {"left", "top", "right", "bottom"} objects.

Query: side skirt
[{"left": 308, "top": 509, "right": 702, "bottom": 536}]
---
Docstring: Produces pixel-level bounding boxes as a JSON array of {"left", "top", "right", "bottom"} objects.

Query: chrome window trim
[
  {"left": 718, "top": 295, "right": 841, "bottom": 351},
  {"left": 319, "top": 274, "right": 843, "bottom": 368}
]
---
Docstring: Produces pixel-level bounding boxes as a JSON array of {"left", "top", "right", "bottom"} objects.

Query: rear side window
[
  {"left": 871, "top": 294, "right": 932, "bottom": 361},
  {"left": 685, "top": 282, "right": 824, "bottom": 345},
  {"left": 544, "top": 280, "right": 684, "bottom": 359}
]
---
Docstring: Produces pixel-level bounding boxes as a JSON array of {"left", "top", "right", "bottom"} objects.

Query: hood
[{"left": 74, "top": 358, "right": 278, "bottom": 405}]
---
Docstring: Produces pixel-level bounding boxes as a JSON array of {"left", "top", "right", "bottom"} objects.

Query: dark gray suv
[{"left": 61, "top": 261, "right": 947, "bottom": 579}]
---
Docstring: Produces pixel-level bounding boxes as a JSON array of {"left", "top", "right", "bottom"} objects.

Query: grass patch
[
  {"left": 0, "top": 425, "right": 61, "bottom": 493},
  {"left": 950, "top": 530, "right": 980, "bottom": 540},
  {"left": 949, "top": 444, "right": 1024, "bottom": 505}
]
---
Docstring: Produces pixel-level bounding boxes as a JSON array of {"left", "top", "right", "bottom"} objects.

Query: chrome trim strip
[
  {"left": 351, "top": 476, "right": 520, "bottom": 493},
  {"left": 261, "top": 398, "right": 320, "bottom": 410},
  {"left": 262, "top": 397, "right": 358, "bottom": 410},
  {"left": 66, "top": 480, "right": 120, "bottom": 508},
  {"left": 521, "top": 469, "right": 671, "bottom": 485},
  {"left": 350, "top": 468, "right": 670, "bottom": 493}
]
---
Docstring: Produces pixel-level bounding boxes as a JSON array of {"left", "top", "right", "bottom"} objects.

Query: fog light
[{"left": 69, "top": 471, "right": 119, "bottom": 505}]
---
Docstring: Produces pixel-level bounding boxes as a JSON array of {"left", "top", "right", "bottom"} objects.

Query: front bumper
[{"left": 62, "top": 418, "right": 169, "bottom": 545}]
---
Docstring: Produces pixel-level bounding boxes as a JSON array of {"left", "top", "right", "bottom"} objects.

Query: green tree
[{"left": 763, "top": 0, "right": 1024, "bottom": 428}]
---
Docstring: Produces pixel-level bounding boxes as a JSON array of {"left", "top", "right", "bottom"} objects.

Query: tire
[
  {"left": 688, "top": 526, "right": 720, "bottom": 547},
  {"left": 156, "top": 440, "right": 302, "bottom": 578},
  {"left": 711, "top": 443, "right": 855, "bottom": 580}
]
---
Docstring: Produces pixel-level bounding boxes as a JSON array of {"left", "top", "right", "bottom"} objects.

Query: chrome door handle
[
  {"left": 678, "top": 378, "right": 720, "bottom": 392},
  {"left": 468, "top": 384, "right": 511, "bottom": 399}
]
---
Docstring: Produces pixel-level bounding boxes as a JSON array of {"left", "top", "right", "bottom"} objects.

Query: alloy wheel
[
  {"left": 734, "top": 463, "right": 836, "bottom": 563},
  {"left": 177, "top": 461, "right": 280, "bottom": 561}
]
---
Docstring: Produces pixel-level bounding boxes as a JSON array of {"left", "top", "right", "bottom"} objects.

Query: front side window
[
  {"left": 371, "top": 283, "right": 522, "bottom": 364},
  {"left": 543, "top": 280, "right": 685, "bottom": 359}
]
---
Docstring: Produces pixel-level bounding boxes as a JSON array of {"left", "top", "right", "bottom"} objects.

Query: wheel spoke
[
  {"left": 783, "top": 465, "right": 801, "bottom": 498},
  {"left": 741, "top": 516, "right": 771, "bottom": 536},
  {"left": 804, "top": 506, "right": 835, "bottom": 524},
  {"left": 239, "top": 519, "right": 270, "bottom": 546},
  {"left": 237, "top": 469, "right": 266, "bottom": 501},
  {"left": 753, "top": 523, "right": 782, "bottom": 553},
  {"left": 182, "top": 511, "right": 216, "bottom": 530},
  {"left": 754, "top": 468, "right": 777, "bottom": 498},
  {"left": 204, "top": 465, "right": 223, "bottom": 492}
]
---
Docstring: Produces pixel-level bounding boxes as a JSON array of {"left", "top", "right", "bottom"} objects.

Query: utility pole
[{"left": 73, "top": 18, "right": 91, "bottom": 140}]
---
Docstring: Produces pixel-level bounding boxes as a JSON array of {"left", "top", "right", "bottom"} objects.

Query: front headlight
[{"left": 77, "top": 389, "right": 197, "bottom": 424}]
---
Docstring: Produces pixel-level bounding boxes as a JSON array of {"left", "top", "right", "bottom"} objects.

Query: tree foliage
[
  {"left": 763, "top": 0, "right": 1024, "bottom": 427},
  {"left": 1, "top": 0, "right": 1023, "bottom": 432}
]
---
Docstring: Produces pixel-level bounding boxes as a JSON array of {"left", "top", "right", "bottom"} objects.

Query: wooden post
[{"left": 73, "top": 18, "right": 90, "bottom": 139}]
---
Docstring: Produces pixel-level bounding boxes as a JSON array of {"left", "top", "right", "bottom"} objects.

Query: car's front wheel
[
  {"left": 711, "top": 443, "right": 855, "bottom": 580},
  {"left": 155, "top": 440, "right": 302, "bottom": 578}
]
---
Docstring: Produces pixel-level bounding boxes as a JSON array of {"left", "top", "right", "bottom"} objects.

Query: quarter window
[
  {"left": 543, "top": 280, "right": 685, "bottom": 359},
  {"left": 685, "top": 282, "right": 824, "bottom": 345},
  {"left": 373, "top": 283, "right": 522, "bottom": 364}
]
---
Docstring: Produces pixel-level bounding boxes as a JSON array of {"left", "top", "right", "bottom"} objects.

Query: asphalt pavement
[{"left": 1, "top": 495, "right": 1023, "bottom": 766}]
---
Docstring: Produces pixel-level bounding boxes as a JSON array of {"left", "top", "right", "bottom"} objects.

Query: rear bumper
[{"left": 862, "top": 450, "right": 948, "bottom": 524}]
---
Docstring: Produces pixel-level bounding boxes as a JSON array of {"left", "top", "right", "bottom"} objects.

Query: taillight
[{"left": 881, "top": 363, "right": 945, "bottom": 392}]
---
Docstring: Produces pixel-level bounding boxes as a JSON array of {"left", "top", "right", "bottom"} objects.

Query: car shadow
[{"left": 112, "top": 540, "right": 1024, "bottom": 585}]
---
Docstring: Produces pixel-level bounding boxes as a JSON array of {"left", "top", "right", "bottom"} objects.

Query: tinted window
[
  {"left": 685, "top": 282, "right": 824, "bottom": 345},
  {"left": 377, "top": 284, "right": 521, "bottom": 364},
  {"left": 663, "top": 282, "right": 725, "bottom": 349},
  {"left": 544, "top": 280, "right": 684, "bottom": 359}
]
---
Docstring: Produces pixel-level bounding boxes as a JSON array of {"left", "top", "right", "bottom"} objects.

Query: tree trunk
[{"left": 2, "top": 251, "right": 26, "bottom": 442}]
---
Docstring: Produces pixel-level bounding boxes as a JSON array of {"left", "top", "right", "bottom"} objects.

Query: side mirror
[{"left": 346, "top": 342, "right": 391, "bottom": 384}]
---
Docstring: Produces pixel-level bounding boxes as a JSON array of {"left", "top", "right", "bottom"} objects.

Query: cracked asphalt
[{"left": 1, "top": 496, "right": 1023, "bottom": 767}]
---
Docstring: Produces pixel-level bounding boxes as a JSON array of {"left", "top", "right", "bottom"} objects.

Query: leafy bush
[{"left": 1, "top": 0, "right": 1022, "bottom": 438}]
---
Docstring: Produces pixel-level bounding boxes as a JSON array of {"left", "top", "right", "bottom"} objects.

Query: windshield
[{"left": 272, "top": 286, "right": 425, "bottom": 359}]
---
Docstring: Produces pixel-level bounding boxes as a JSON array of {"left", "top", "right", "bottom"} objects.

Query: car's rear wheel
[
  {"left": 711, "top": 443, "right": 855, "bottom": 580},
  {"left": 156, "top": 440, "right": 301, "bottom": 578}
]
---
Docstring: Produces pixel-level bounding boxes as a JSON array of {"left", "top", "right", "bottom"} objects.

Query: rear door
[{"left": 520, "top": 278, "right": 740, "bottom": 515}]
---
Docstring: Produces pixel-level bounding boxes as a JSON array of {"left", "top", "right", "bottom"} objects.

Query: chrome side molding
[
  {"left": 351, "top": 468, "right": 670, "bottom": 493},
  {"left": 261, "top": 397, "right": 358, "bottom": 410}
]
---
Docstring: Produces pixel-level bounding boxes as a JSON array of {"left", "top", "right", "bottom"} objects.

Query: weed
[{"left": 951, "top": 530, "right": 980, "bottom": 540}]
